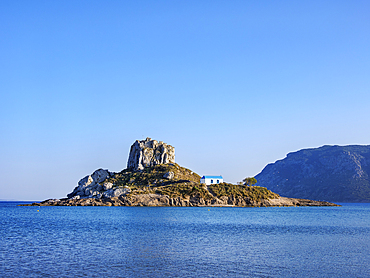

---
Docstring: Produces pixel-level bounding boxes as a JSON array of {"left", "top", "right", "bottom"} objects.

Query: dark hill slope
[{"left": 255, "top": 145, "right": 370, "bottom": 202}]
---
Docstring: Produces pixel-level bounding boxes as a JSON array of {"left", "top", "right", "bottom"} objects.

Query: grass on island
[
  {"left": 103, "top": 163, "right": 200, "bottom": 187},
  {"left": 208, "top": 183, "right": 280, "bottom": 201}
]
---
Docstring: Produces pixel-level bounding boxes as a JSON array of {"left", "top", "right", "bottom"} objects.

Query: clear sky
[{"left": 1, "top": 0, "right": 369, "bottom": 201}]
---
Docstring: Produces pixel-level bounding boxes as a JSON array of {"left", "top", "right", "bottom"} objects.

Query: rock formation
[
  {"left": 66, "top": 138, "right": 175, "bottom": 199},
  {"left": 67, "top": 169, "right": 131, "bottom": 199},
  {"left": 255, "top": 145, "right": 370, "bottom": 202},
  {"left": 127, "top": 137, "right": 175, "bottom": 171},
  {"left": 67, "top": 169, "right": 110, "bottom": 199}
]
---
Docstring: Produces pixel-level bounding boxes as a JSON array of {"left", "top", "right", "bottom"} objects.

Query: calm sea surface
[{"left": 1, "top": 202, "right": 370, "bottom": 278}]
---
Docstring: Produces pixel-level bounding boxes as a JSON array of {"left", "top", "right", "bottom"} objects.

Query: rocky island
[{"left": 23, "top": 138, "right": 339, "bottom": 207}]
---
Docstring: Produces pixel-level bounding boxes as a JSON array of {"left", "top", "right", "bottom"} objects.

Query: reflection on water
[{"left": 1, "top": 203, "right": 370, "bottom": 277}]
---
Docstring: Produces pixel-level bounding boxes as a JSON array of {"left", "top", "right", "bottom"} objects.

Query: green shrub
[{"left": 208, "top": 183, "right": 279, "bottom": 201}]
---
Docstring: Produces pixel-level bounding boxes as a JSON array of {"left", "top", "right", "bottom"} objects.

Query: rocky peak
[{"left": 127, "top": 137, "right": 175, "bottom": 171}]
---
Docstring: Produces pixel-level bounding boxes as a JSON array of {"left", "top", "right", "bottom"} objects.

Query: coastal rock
[
  {"left": 67, "top": 169, "right": 112, "bottom": 199},
  {"left": 79, "top": 169, "right": 111, "bottom": 188},
  {"left": 22, "top": 194, "right": 339, "bottom": 207},
  {"left": 103, "top": 187, "right": 131, "bottom": 198},
  {"left": 127, "top": 137, "right": 175, "bottom": 171},
  {"left": 255, "top": 145, "right": 370, "bottom": 202}
]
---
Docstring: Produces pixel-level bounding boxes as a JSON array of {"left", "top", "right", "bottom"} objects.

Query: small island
[{"left": 22, "top": 138, "right": 339, "bottom": 207}]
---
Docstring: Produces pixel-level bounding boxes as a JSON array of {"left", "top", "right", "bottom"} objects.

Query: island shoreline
[{"left": 20, "top": 195, "right": 340, "bottom": 207}]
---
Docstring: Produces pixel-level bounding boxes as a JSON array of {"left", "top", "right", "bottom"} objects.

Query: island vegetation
[{"left": 23, "top": 163, "right": 338, "bottom": 207}]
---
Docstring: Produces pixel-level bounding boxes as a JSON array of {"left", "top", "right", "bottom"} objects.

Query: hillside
[{"left": 255, "top": 145, "right": 370, "bottom": 202}]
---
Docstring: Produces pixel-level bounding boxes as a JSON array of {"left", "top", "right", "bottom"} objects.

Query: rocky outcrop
[
  {"left": 65, "top": 138, "right": 177, "bottom": 201},
  {"left": 163, "top": 171, "right": 174, "bottom": 179},
  {"left": 67, "top": 169, "right": 111, "bottom": 199},
  {"left": 127, "top": 137, "right": 175, "bottom": 171},
  {"left": 255, "top": 145, "right": 370, "bottom": 202},
  {"left": 66, "top": 161, "right": 198, "bottom": 201},
  {"left": 102, "top": 187, "right": 131, "bottom": 198},
  {"left": 22, "top": 194, "right": 338, "bottom": 207},
  {"left": 67, "top": 169, "right": 131, "bottom": 199}
]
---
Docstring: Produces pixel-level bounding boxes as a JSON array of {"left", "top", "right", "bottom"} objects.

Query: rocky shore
[{"left": 22, "top": 194, "right": 339, "bottom": 207}]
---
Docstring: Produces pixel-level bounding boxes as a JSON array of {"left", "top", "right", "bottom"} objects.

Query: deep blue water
[{"left": 1, "top": 202, "right": 370, "bottom": 278}]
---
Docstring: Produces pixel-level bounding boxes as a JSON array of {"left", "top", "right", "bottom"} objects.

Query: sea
[{"left": 1, "top": 202, "right": 370, "bottom": 278}]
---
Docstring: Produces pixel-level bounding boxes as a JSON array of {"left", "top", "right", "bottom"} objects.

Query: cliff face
[
  {"left": 255, "top": 145, "right": 370, "bottom": 202},
  {"left": 127, "top": 137, "right": 175, "bottom": 171}
]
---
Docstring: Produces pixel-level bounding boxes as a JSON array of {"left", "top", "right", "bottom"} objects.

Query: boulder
[
  {"left": 67, "top": 169, "right": 112, "bottom": 198},
  {"left": 78, "top": 169, "right": 110, "bottom": 188},
  {"left": 102, "top": 182, "right": 113, "bottom": 190},
  {"left": 103, "top": 187, "right": 131, "bottom": 198},
  {"left": 163, "top": 171, "right": 174, "bottom": 180}
]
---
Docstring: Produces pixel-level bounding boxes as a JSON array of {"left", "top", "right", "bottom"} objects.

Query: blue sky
[{"left": 1, "top": 0, "right": 370, "bottom": 200}]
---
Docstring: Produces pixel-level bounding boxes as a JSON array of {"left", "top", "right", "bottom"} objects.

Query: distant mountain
[{"left": 255, "top": 145, "right": 370, "bottom": 202}]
